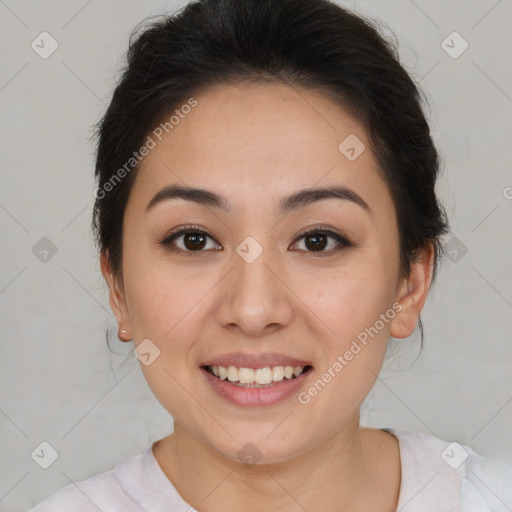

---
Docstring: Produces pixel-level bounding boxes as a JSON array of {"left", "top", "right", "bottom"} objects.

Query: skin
[{"left": 101, "top": 82, "right": 434, "bottom": 511}]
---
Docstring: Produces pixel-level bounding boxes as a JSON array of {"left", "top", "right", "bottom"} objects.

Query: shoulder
[
  {"left": 28, "top": 450, "right": 146, "bottom": 511},
  {"left": 384, "top": 428, "right": 512, "bottom": 512},
  {"left": 461, "top": 447, "right": 512, "bottom": 512}
]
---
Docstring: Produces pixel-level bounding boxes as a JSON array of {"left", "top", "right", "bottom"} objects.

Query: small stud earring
[{"left": 118, "top": 328, "right": 132, "bottom": 342}]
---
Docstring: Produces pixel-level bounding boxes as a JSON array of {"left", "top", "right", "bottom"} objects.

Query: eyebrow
[{"left": 146, "top": 184, "right": 371, "bottom": 215}]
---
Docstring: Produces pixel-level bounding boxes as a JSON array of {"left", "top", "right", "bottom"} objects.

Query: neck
[{"left": 152, "top": 416, "right": 400, "bottom": 511}]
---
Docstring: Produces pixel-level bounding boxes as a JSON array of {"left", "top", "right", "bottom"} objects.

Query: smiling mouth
[{"left": 202, "top": 364, "right": 313, "bottom": 387}]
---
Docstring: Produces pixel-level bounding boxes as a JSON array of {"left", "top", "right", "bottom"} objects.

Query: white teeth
[
  {"left": 255, "top": 367, "right": 273, "bottom": 384},
  {"left": 209, "top": 365, "right": 307, "bottom": 385},
  {"left": 227, "top": 366, "right": 238, "bottom": 382},
  {"left": 272, "top": 366, "right": 284, "bottom": 381},
  {"left": 238, "top": 367, "right": 254, "bottom": 384}
]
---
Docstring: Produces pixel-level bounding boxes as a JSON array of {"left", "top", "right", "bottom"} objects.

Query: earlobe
[
  {"left": 118, "top": 328, "right": 133, "bottom": 342},
  {"left": 390, "top": 244, "right": 434, "bottom": 340},
  {"left": 100, "top": 251, "right": 133, "bottom": 340}
]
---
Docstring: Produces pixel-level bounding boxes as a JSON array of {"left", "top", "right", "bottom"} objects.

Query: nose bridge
[
  {"left": 235, "top": 237, "right": 276, "bottom": 293},
  {"left": 217, "top": 235, "right": 293, "bottom": 334}
]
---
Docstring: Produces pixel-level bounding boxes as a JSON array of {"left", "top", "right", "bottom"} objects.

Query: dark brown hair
[{"left": 92, "top": 0, "right": 449, "bottom": 341}]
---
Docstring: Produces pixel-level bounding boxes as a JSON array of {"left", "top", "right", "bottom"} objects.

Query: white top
[{"left": 29, "top": 429, "right": 512, "bottom": 511}]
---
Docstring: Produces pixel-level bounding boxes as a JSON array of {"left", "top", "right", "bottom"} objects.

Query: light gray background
[{"left": 1, "top": 0, "right": 511, "bottom": 510}]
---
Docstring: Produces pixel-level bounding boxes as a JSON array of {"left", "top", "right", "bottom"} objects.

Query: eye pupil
[
  {"left": 305, "top": 233, "right": 327, "bottom": 251},
  {"left": 184, "top": 232, "right": 206, "bottom": 250}
]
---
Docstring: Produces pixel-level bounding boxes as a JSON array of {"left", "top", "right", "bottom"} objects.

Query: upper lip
[{"left": 201, "top": 351, "right": 313, "bottom": 369}]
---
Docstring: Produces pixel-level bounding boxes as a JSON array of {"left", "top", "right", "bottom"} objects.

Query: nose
[{"left": 216, "top": 244, "right": 294, "bottom": 337}]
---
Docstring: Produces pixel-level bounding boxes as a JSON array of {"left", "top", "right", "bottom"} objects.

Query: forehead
[{"left": 130, "top": 82, "right": 390, "bottom": 216}]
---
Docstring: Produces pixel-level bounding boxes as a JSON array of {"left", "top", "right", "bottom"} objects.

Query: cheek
[
  {"left": 306, "top": 251, "right": 399, "bottom": 404},
  {"left": 299, "top": 273, "right": 396, "bottom": 424},
  {"left": 123, "top": 252, "right": 210, "bottom": 340},
  {"left": 124, "top": 264, "right": 208, "bottom": 424},
  {"left": 313, "top": 259, "right": 398, "bottom": 344}
]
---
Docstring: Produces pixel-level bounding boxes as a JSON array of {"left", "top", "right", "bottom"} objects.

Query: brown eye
[
  {"left": 291, "top": 228, "right": 353, "bottom": 255},
  {"left": 304, "top": 232, "right": 328, "bottom": 251},
  {"left": 160, "top": 226, "right": 221, "bottom": 253},
  {"left": 182, "top": 232, "right": 207, "bottom": 250}
]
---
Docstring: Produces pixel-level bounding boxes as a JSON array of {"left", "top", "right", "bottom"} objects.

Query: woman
[{"left": 30, "top": 0, "right": 511, "bottom": 510}]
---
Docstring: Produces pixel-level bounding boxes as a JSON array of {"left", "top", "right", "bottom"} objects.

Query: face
[{"left": 103, "top": 82, "right": 428, "bottom": 464}]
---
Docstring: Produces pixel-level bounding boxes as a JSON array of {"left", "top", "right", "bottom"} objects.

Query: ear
[
  {"left": 100, "top": 251, "right": 132, "bottom": 338},
  {"left": 390, "top": 243, "right": 434, "bottom": 339}
]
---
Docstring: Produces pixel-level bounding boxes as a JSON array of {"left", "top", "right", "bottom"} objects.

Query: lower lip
[{"left": 200, "top": 367, "right": 312, "bottom": 407}]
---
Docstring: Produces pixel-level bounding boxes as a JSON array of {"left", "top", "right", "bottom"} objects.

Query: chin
[{"left": 202, "top": 429, "right": 309, "bottom": 467}]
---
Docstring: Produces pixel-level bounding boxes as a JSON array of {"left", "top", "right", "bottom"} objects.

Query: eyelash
[{"left": 159, "top": 224, "right": 354, "bottom": 256}]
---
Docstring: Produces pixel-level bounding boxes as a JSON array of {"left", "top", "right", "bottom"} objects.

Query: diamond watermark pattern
[
  {"left": 134, "top": 338, "right": 161, "bottom": 366},
  {"left": 236, "top": 236, "right": 263, "bottom": 264},
  {"left": 445, "top": 236, "right": 468, "bottom": 263},
  {"left": 236, "top": 442, "right": 262, "bottom": 468},
  {"left": 338, "top": 134, "right": 365, "bottom": 161},
  {"left": 441, "top": 442, "right": 469, "bottom": 469},
  {"left": 31, "top": 32, "right": 59, "bottom": 59},
  {"left": 31, "top": 441, "right": 59, "bottom": 469},
  {"left": 441, "top": 31, "right": 468, "bottom": 59},
  {"left": 32, "top": 237, "right": 58, "bottom": 263}
]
